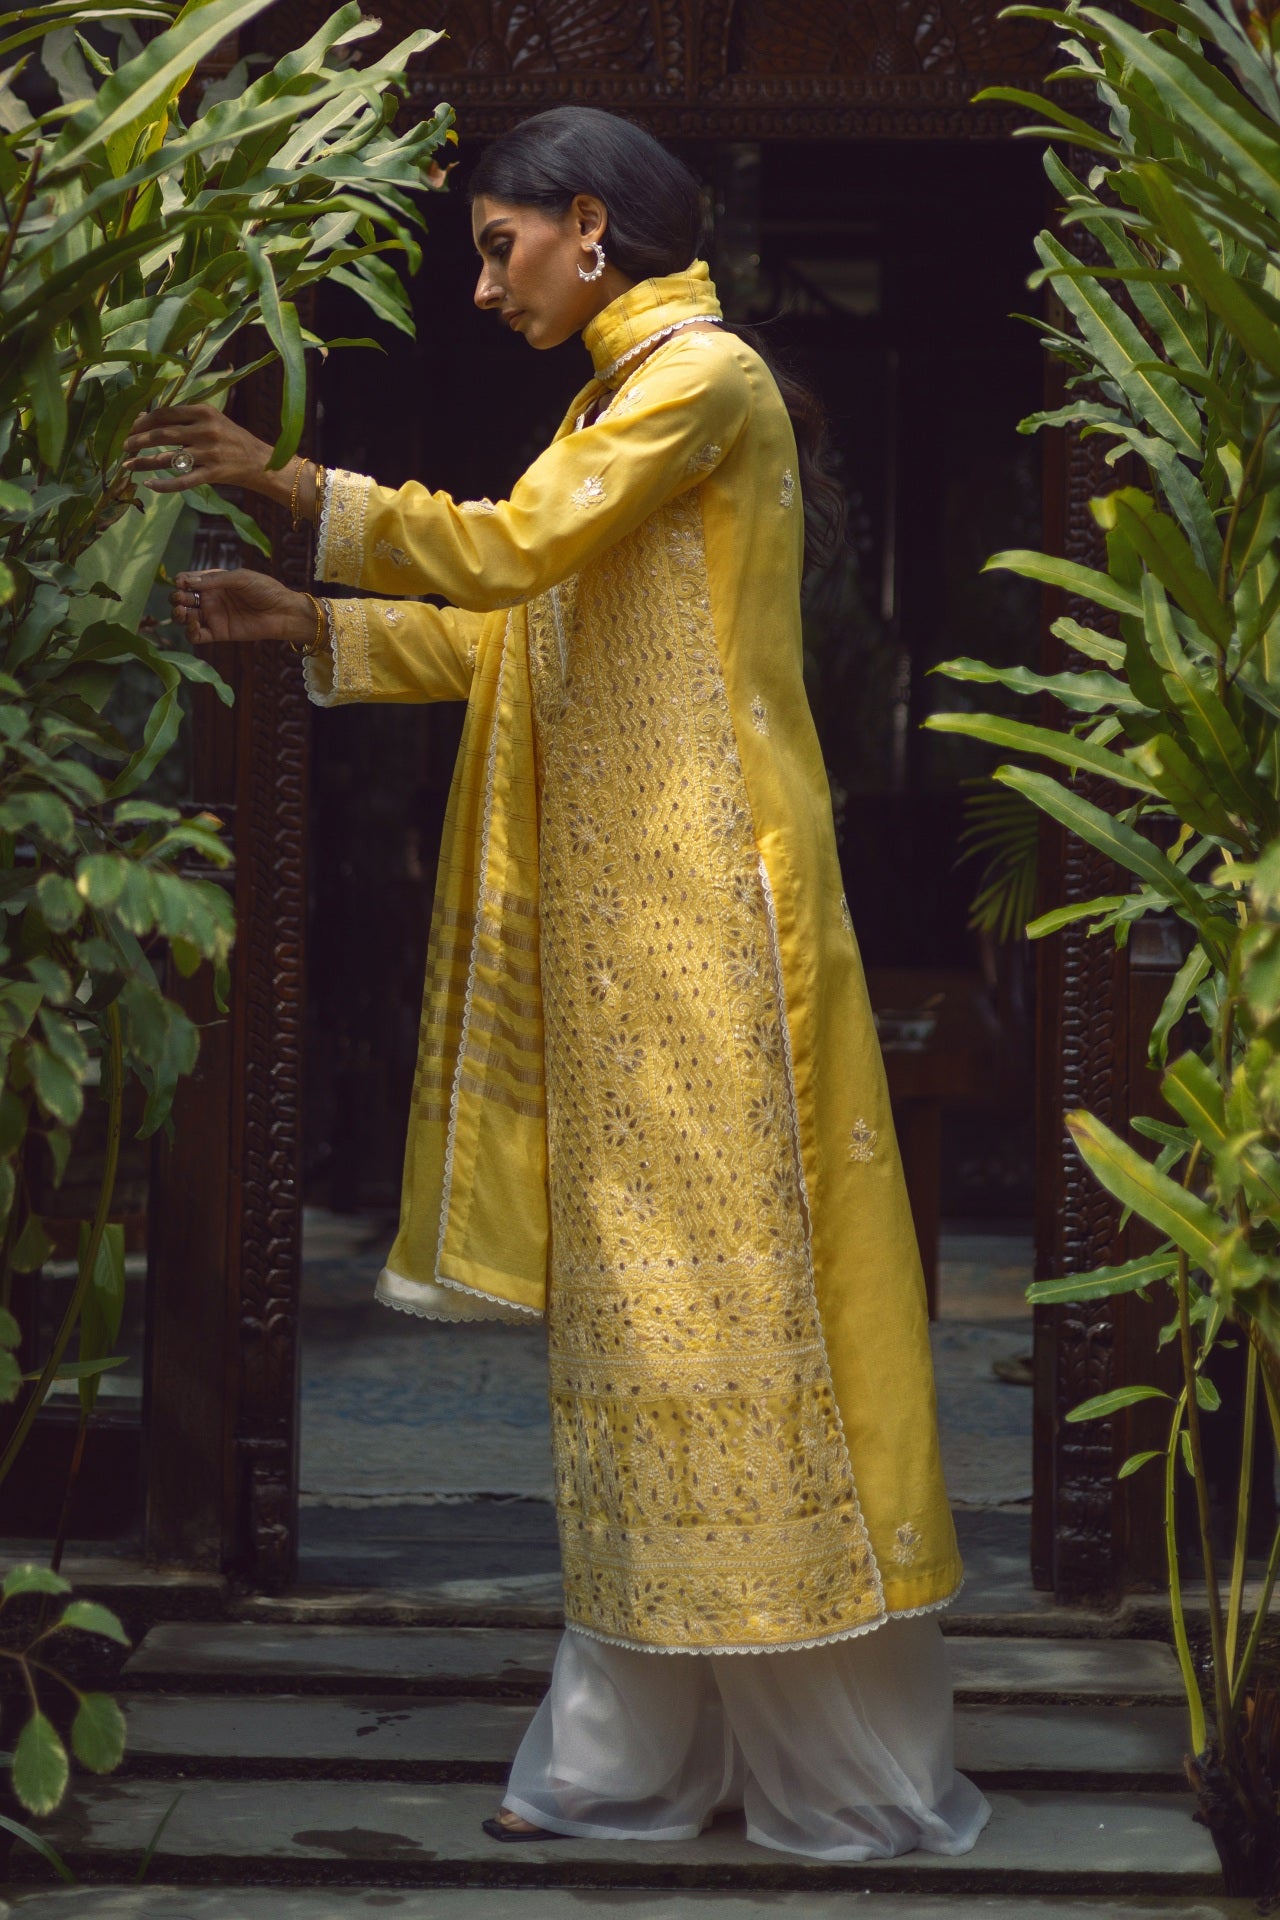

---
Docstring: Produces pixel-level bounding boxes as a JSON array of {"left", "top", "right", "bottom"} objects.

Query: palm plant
[
  {"left": 0, "top": 0, "right": 450, "bottom": 1842},
  {"left": 927, "top": 0, "right": 1280, "bottom": 1888}
]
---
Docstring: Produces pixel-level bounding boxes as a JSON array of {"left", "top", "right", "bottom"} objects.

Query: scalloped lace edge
[
  {"left": 375, "top": 1264, "right": 540, "bottom": 1326},
  {"left": 302, "top": 599, "right": 338, "bottom": 708},
  {"left": 563, "top": 1579, "right": 964, "bottom": 1658}
]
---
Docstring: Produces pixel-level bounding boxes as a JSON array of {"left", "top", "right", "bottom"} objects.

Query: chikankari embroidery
[
  {"left": 528, "top": 485, "right": 880, "bottom": 1655},
  {"left": 891, "top": 1521, "right": 922, "bottom": 1566},
  {"left": 686, "top": 441, "right": 722, "bottom": 475},
  {"left": 570, "top": 474, "right": 606, "bottom": 509},
  {"left": 381, "top": 603, "right": 404, "bottom": 625},
  {"left": 840, "top": 893, "right": 855, "bottom": 935},
  {"left": 459, "top": 497, "right": 497, "bottom": 514},
  {"left": 780, "top": 468, "right": 795, "bottom": 510},
  {"left": 750, "top": 693, "right": 770, "bottom": 736},
  {"left": 373, "top": 538, "right": 413, "bottom": 569},
  {"left": 849, "top": 1118, "right": 879, "bottom": 1164},
  {"left": 315, "top": 467, "right": 373, "bottom": 587}
]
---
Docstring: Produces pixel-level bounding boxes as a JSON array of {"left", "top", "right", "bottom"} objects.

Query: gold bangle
[
  {"left": 314, "top": 463, "right": 325, "bottom": 527},
  {"left": 289, "top": 457, "right": 308, "bottom": 532},
  {"left": 289, "top": 593, "right": 326, "bottom": 658}
]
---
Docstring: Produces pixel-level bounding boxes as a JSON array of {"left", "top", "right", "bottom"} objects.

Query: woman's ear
[{"left": 573, "top": 193, "right": 608, "bottom": 245}]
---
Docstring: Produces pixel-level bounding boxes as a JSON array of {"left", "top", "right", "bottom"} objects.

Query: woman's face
[{"left": 472, "top": 193, "right": 628, "bottom": 349}]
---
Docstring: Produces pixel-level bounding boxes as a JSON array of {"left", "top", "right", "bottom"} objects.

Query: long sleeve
[
  {"left": 314, "top": 332, "right": 753, "bottom": 610},
  {"left": 304, "top": 597, "right": 482, "bottom": 707}
]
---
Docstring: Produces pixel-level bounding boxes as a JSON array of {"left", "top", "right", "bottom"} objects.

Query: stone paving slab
[
  {"left": 118, "top": 1693, "right": 1188, "bottom": 1787},
  {"left": 1, "top": 1891, "right": 1257, "bottom": 1920},
  {"left": 121, "top": 1625, "right": 1186, "bottom": 1704},
  {"left": 29, "top": 1779, "right": 1220, "bottom": 1891}
]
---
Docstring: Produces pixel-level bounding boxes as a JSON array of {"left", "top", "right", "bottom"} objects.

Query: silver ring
[
  {"left": 192, "top": 591, "right": 201, "bottom": 611},
  {"left": 171, "top": 449, "right": 195, "bottom": 475}
]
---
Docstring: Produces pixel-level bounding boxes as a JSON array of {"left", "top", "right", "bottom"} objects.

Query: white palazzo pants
[{"left": 503, "top": 1615, "right": 992, "bottom": 1861}]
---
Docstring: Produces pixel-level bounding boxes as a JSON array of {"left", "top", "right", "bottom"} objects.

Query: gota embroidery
[
  {"left": 849, "top": 1118, "right": 879, "bottom": 1164},
  {"left": 531, "top": 485, "right": 881, "bottom": 1653},
  {"left": 316, "top": 466, "right": 373, "bottom": 586},
  {"left": 571, "top": 474, "right": 607, "bottom": 509},
  {"left": 780, "top": 468, "right": 795, "bottom": 510}
]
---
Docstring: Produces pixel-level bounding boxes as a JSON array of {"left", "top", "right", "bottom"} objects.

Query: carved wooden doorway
[{"left": 144, "top": 0, "right": 1149, "bottom": 1600}]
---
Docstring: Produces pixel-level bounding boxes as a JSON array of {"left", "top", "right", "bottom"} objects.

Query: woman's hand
[
  {"left": 124, "top": 405, "right": 278, "bottom": 496},
  {"left": 172, "top": 568, "right": 318, "bottom": 650}
]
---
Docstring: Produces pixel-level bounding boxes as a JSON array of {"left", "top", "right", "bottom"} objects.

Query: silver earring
[{"left": 578, "top": 240, "right": 606, "bottom": 283}]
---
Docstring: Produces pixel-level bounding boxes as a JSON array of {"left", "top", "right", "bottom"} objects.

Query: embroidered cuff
[
  {"left": 315, "top": 465, "right": 374, "bottom": 585},
  {"left": 302, "top": 597, "right": 371, "bottom": 707}
]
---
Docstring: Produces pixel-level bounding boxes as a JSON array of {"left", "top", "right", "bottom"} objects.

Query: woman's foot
[{"left": 481, "top": 1807, "right": 562, "bottom": 1842}]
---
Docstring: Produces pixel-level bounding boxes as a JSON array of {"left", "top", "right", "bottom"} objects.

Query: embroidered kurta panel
[{"left": 530, "top": 488, "right": 880, "bottom": 1652}]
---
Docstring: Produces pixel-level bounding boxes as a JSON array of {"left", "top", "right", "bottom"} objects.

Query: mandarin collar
[{"left": 582, "top": 259, "right": 723, "bottom": 385}]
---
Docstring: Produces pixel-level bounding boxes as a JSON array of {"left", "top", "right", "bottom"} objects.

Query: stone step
[
  {"left": 121, "top": 1624, "right": 1187, "bottom": 1705},
  {"left": 1, "top": 1889, "right": 1257, "bottom": 1920},
  {"left": 117, "top": 1693, "right": 1190, "bottom": 1791},
  {"left": 23, "top": 1778, "right": 1222, "bottom": 1893}
]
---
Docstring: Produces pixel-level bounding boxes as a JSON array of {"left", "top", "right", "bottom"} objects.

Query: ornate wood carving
[
  {"left": 226, "top": 379, "right": 310, "bottom": 1593},
  {"left": 252, "top": 0, "right": 1056, "bottom": 138}
]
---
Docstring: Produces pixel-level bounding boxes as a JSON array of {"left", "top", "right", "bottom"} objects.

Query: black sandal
[{"left": 482, "top": 1812, "right": 570, "bottom": 1843}]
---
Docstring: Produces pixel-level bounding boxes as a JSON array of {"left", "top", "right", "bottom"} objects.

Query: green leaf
[
  {"left": 77, "top": 1220, "right": 125, "bottom": 1417},
  {"left": 3, "top": 1564, "right": 71, "bottom": 1601},
  {"left": 924, "top": 712, "right": 1161, "bottom": 796},
  {"left": 57, "top": 1599, "right": 129, "bottom": 1646},
  {"left": 49, "top": 0, "right": 277, "bottom": 174},
  {"left": 930, "top": 654, "right": 1146, "bottom": 713},
  {"left": 1128, "top": 734, "right": 1242, "bottom": 845},
  {"left": 1136, "top": 163, "right": 1280, "bottom": 381},
  {"left": 26, "top": 1042, "right": 84, "bottom": 1129},
  {"left": 182, "top": 483, "right": 271, "bottom": 557},
  {"left": 1066, "top": 1383, "right": 1172, "bottom": 1422},
  {"left": 1026, "top": 1249, "right": 1176, "bottom": 1305},
  {"left": 35, "top": 874, "right": 83, "bottom": 935},
  {"left": 1118, "top": 1448, "right": 1164, "bottom": 1480},
  {"left": 1066, "top": 1109, "right": 1224, "bottom": 1269},
  {"left": 12, "top": 1713, "right": 68, "bottom": 1817},
  {"left": 0, "top": 1812, "right": 77, "bottom": 1883},
  {"left": 71, "top": 1692, "right": 126, "bottom": 1773},
  {"left": 995, "top": 766, "right": 1230, "bottom": 955},
  {"left": 0, "top": 1351, "right": 22, "bottom": 1403},
  {"left": 983, "top": 549, "right": 1143, "bottom": 616},
  {"left": 1195, "top": 1373, "right": 1222, "bottom": 1412},
  {"left": 9, "top": 1210, "right": 55, "bottom": 1273},
  {"left": 1034, "top": 232, "right": 1201, "bottom": 456},
  {"left": 0, "top": 792, "right": 77, "bottom": 849},
  {"left": 1161, "top": 1052, "right": 1228, "bottom": 1152},
  {"left": 1096, "top": 491, "right": 1232, "bottom": 650},
  {"left": 245, "top": 236, "right": 306, "bottom": 466},
  {"left": 1150, "top": 946, "right": 1211, "bottom": 1065},
  {"left": 0, "top": 1306, "right": 20, "bottom": 1347}
]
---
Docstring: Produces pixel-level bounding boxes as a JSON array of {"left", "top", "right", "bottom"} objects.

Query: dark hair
[{"left": 470, "top": 107, "right": 845, "bottom": 574}]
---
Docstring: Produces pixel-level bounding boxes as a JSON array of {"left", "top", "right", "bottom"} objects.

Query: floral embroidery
[
  {"left": 780, "top": 468, "right": 795, "bottom": 510},
  {"left": 570, "top": 473, "right": 606, "bottom": 509},
  {"left": 530, "top": 486, "right": 881, "bottom": 1653},
  {"left": 686, "top": 441, "right": 722, "bottom": 476},
  {"left": 459, "top": 497, "right": 497, "bottom": 514},
  {"left": 373, "top": 538, "right": 412, "bottom": 569},
  {"left": 891, "top": 1521, "right": 922, "bottom": 1565},
  {"left": 315, "top": 467, "right": 372, "bottom": 587},
  {"left": 602, "top": 381, "right": 648, "bottom": 421},
  {"left": 381, "top": 603, "right": 404, "bottom": 625},
  {"left": 750, "top": 694, "right": 769, "bottom": 736},
  {"left": 849, "top": 1118, "right": 878, "bottom": 1164}
]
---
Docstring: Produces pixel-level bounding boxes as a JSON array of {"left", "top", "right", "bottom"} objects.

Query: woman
[{"left": 126, "top": 106, "right": 989, "bottom": 1863}]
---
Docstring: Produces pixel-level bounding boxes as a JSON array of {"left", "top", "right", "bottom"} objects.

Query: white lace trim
[
  {"left": 756, "top": 850, "right": 887, "bottom": 1621},
  {"left": 375, "top": 1264, "right": 539, "bottom": 1325},
  {"left": 596, "top": 316, "right": 723, "bottom": 384},
  {"left": 564, "top": 1580, "right": 962, "bottom": 1658},
  {"left": 302, "top": 599, "right": 338, "bottom": 708}
]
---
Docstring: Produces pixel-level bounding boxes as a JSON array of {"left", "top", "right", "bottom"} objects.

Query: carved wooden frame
[{"left": 211, "top": 0, "right": 1123, "bottom": 1594}]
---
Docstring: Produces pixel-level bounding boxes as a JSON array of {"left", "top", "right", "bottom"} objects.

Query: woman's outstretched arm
[{"left": 170, "top": 569, "right": 482, "bottom": 706}]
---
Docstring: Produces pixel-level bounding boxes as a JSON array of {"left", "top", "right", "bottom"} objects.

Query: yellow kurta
[{"left": 308, "top": 262, "right": 961, "bottom": 1652}]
